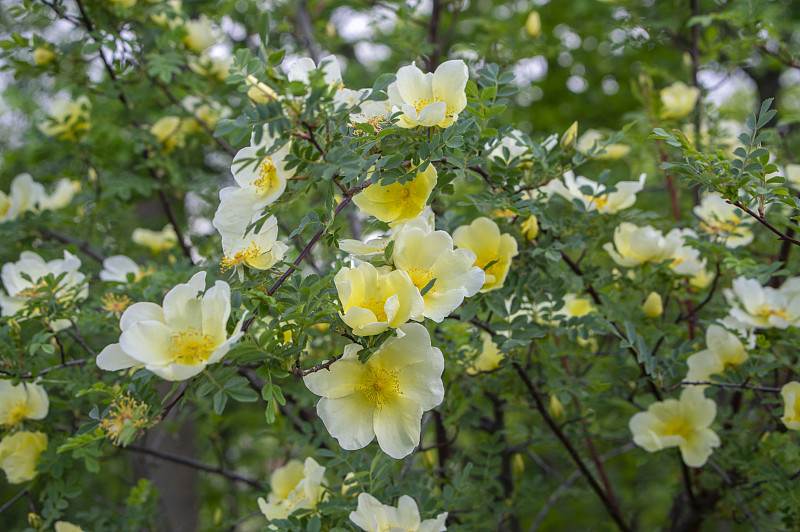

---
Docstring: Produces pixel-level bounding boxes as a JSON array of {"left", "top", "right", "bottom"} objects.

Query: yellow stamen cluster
[
  {"left": 406, "top": 267, "right": 434, "bottom": 293},
  {"left": 6, "top": 400, "right": 28, "bottom": 427},
  {"left": 362, "top": 298, "right": 388, "bottom": 322},
  {"left": 220, "top": 242, "right": 262, "bottom": 271},
  {"left": 169, "top": 327, "right": 216, "bottom": 366},
  {"left": 101, "top": 293, "right": 132, "bottom": 316},
  {"left": 15, "top": 280, "right": 48, "bottom": 299},
  {"left": 100, "top": 394, "right": 151, "bottom": 446},
  {"left": 358, "top": 366, "right": 401, "bottom": 409},
  {"left": 253, "top": 157, "right": 280, "bottom": 195}
]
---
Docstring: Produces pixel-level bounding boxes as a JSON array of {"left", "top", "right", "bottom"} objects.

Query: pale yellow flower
[
  {"left": 245, "top": 75, "right": 279, "bottom": 104},
  {"left": 629, "top": 388, "right": 720, "bottom": 468},
  {"left": 100, "top": 255, "right": 148, "bottom": 283},
  {"left": 96, "top": 272, "right": 244, "bottom": 381},
  {"left": 465, "top": 332, "right": 504, "bottom": 375},
  {"left": 560, "top": 121, "right": 578, "bottom": 151},
  {"left": 453, "top": 217, "right": 518, "bottom": 292},
  {"left": 40, "top": 96, "right": 90, "bottom": 141},
  {"left": 188, "top": 52, "right": 233, "bottom": 81},
  {"left": 780, "top": 382, "right": 800, "bottom": 431},
  {"left": 149, "top": 116, "right": 186, "bottom": 153},
  {"left": 213, "top": 210, "right": 288, "bottom": 281},
  {"left": 353, "top": 165, "right": 437, "bottom": 226},
  {"left": 334, "top": 263, "right": 424, "bottom": 336},
  {"left": 603, "top": 223, "right": 681, "bottom": 268},
  {"left": 520, "top": 215, "right": 539, "bottom": 240},
  {"left": 182, "top": 15, "right": 218, "bottom": 53},
  {"left": 132, "top": 225, "right": 178, "bottom": 253},
  {"left": 55, "top": 522, "right": 85, "bottom": 532},
  {"left": 304, "top": 323, "right": 444, "bottom": 459},
  {"left": 0, "top": 173, "right": 44, "bottom": 222},
  {"left": 0, "top": 430, "right": 48, "bottom": 483},
  {"left": 685, "top": 325, "right": 747, "bottom": 384},
  {"left": 349, "top": 492, "right": 448, "bottom": 532},
  {"left": 39, "top": 179, "right": 79, "bottom": 211},
  {"left": 576, "top": 129, "right": 630, "bottom": 160},
  {"left": 723, "top": 276, "right": 800, "bottom": 329},
  {"left": 0, "top": 381, "right": 49, "bottom": 427},
  {"left": 660, "top": 82, "right": 700, "bottom": 120},
  {"left": 786, "top": 164, "right": 800, "bottom": 189},
  {"left": 544, "top": 171, "right": 645, "bottom": 214},
  {"left": 387, "top": 60, "right": 468, "bottom": 128},
  {"left": 392, "top": 225, "right": 484, "bottom": 322},
  {"left": 535, "top": 293, "right": 595, "bottom": 324},
  {"left": 693, "top": 193, "right": 753, "bottom": 248},
  {"left": 257, "top": 457, "right": 327, "bottom": 521}
]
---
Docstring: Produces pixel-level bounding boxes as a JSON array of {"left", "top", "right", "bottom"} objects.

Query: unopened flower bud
[
  {"left": 521, "top": 215, "right": 539, "bottom": 240},
  {"left": 33, "top": 47, "right": 56, "bottom": 66},
  {"left": 642, "top": 292, "right": 663, "bottom": 318},
  {"left": 512, "top": 453, "right": 525, "bottom": 476},
  {"left": 525, "top": 11, "right": 541, "bottom": 38},
  {"left": 560, "top": 121, "right": 578, "bottom": 151},
  {"left": 549, "top": 394, "right": 565, "bottom": 420}
]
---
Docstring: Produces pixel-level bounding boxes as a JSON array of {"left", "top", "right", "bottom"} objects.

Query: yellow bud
[
  {"left": 33, "top": 47, "right": 56, "bottom": 66},
  {"left": 27, "top": 513, "right": 43, "bottom": 528},
  {"left": 213, "top": 508, "right": 222, "bottom": 525},
  {"left": 560, "top": 121, "right": 578, "bottom": 151},
  {"left": 326, "top": 22, "right": 336, "bottom": 38},
  {"left": 642, "top": 292, "right": 663, "bottom": 318},
  {"left": 341, "top": 472, "right": 357, "bottom": 497},
  {"left": 313, "top": 323, "right": 330, "bottom": 333},
  {"left": 282, "top": 329, "right": 293, "bottom": 345},
  {"left": 521, "top": 215, "right": 539, "bottom": 240},
  {"left": 512, "top": 453, "right": 525, "bottom": 476},
  {"left": 525, "top": 11, "right": 541, "bottom": 38},
  {"left": 88, "top": 167, "right": 98, "bottom": 182},
  {"left": 548, "top": 394, "right": 565, "bottom": 420}
]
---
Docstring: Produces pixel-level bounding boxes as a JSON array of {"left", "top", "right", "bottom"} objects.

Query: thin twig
[
  {"left": 707, "top": 460, "right": 760, "bottom": 531},
  {"left": 0, "top": 359, "right": 87, "bottom": 379},
  {"left": 41, "top": 229, "right": 105, "bottom": 264},
  {"left": 125, "top": 445, "right": 264, "bottom": 490},
  {"left": 676, "top": 261, "right": 721, "bottom": 322},
  {"left": 731, "top": 200, "right": 800, "bottom": 247},
  {"left": 289, "top": 354, "right": 343, "bottom": 377},
  {"left": 0, "top": 488, "right": 28, "bottom": 515},
  {"left": 663, "top": 381, "right": 782, "bottom": 393},
  {"left": 512, "top": 362, "right": 632, "bottom": 532},
  {"left": 68, "top": 320, "right": 96, "bottom": 357}
]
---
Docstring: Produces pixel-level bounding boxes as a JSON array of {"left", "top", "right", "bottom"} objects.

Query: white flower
[
  {"left": 392, "top": 226, "right": 484, "bottom": 322},
  {"left": 723, "top": 276, "right": 800, "bottom": 330},
  {"left": 304, "top": 323, "right": 444, "bottom": 459},
  {"left": 334, "top": 262, "right": 424, "bottom": 336},
  {"left": 0, "top": 174, "right": 44, "bottom": 222},
  {"left": 219, "top": 130, "right": 294, "bottom": 212},
  {"left": 603, "top": 223, "right": 681, "bottom": 268},
  {"left": 338, "top": 208, "right": 435, "bottom": 260},
  {"left": 257, "top": 457, "right": 327, "bottom": 521},
  {"left": 576, "top": 129, "right": 630, "bottom": 160},
  {"left": 693, "top": 193, "right": 753, "bottom": 248},
  {"left": 465, "top": 332, "right": 504, "bottom": 375},
  {"left": 288, "top": 55, "right": 343, "bottom": 86},
  {"left": 132, "top": 225, "right": 178, "bottom": 253},
  {"left": 350, "top": 492, "right": 448, "bottom": 532},
  {"left": 535, "top": 293, "right": 595, "bottom": 325},
  {"left": 487, "top": 129, "right": 531, "bottom": 165},
  {"left": 0, "top": 381, "right": 49, "bottom": 427},
  {"left": 666, "top": 229, "right": 705, "bottom": 276},
  {"left": 40, "top": 95, "right": 91, "bottom": 140},
  {"left": 182, "top": 15, "right": 219, "bottom": 53},
  {"left": 39, "top": 179, "right": 79, "bottom": 211},
  {"left": 0, "top": 251, "right": 87, "bottom": 330},
  {"left": 100, "top": 255, "right": 148, "bottom": 283},
  {"left": 543, "top": 171, "right": 645, "bottom": 214},
  {"left": 350, "top": 99, "right": 393, "bottom": 131},
  {"left": 213, "top": 208, "right": 288, "bottom": 281},
  {"left": 629, "top": 387, "right": 720, "bottom": 468},
  {"left": 660, "top": 82, "right": 700, "bottom": 120},
  {"left": 96, "top": 272, "right": 244, "bottom": 381},
  {"left": 685, "top": 325, "right": 747, "bottom": 384},
  {"left": 388, "top": 60, "right": 468, "bottom": 128}
]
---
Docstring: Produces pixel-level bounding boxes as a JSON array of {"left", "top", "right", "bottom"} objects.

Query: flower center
[
  {"left": 406, "top": 266, "right": 434, "bottom": 293},
  {"left": 477, "top": 254, "right": 503, "bottom": 279},
  {"left": 221, "top": 242, "right": 262, "bottom": 271},
  {"left": 358, "top": 366, "right": 401, "bottom": 408},
  {"left": 362, "top": 298, "right": 388, "bottom": 322},
  {"left": 756, "top": 304, "right": 788, "bottom": 320},
  {"left": 583, "top": 194, "right": 609, "bottom": 209},
  {"left": 413, "top": 97, "right": 435, "bottom": 114},
  {"left": 253, "top": 157, "right": 280, "bottom": 196},
  {"left": 15, "top": 280, "right": 48, "bottom": 299},
  {"left": 662, "top": 415, "right": 692, "bottom": 441},
  {"left": 169, "top": 327, "right": 216, "bottom": 366},
  {"left": 7, "top": 399, "right": 28, "bottom": 426}
]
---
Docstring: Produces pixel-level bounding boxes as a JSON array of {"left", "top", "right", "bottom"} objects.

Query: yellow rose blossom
[
  {"left": 182, "top": 15, "right": 218, "bottom": 53},
  {"left": 349, "top": 493, "right": 448, "bottom": 532},
  {"left": 685, "top": 325, "right": 747, "bottom": 384},
  {"left": 334, "top": 262, "right": 424, "bottom": 336},
  {"left": 0, "top": 430, "right": 48, "bottom": 483},
  {"left": 629, "top": 387, "right": 720, "bottom": 468},
  {"left": 387, "top": 60, "right": 468, "bottom": 128},
  {"left": 55, "top": 522, "right": 85, "bottom": 532},
  {"left": 603, "top": 222, "right": 681, "bottom": 268},
  {"left": 660, "top": 81, "right": 700, "bottom": 120},
  {"left": 257, "top": 457, "right": 327, "bottom": 521},
  {"left": 132, "top": 225, "right": 178, "bottom": 253},
  {"left": 304, "top": 323, "right": 444, "bottom": 459},
  {"left": 560, "top": 121, "right": 578, "bottom": 151},
  {"left": 520, "top": 215, "right": 539, "bottom": 240},
  {"left": 693, "top": 193, "right": 753, "bottom": 248},
  {"left": 40, "top": 96, "right": 90, "bottom": 141},
  {"left": 576, "top": 129, "right": 630, "bottom": 160},
  {"left": 353, "top": 165, "right": 437, "bottom": 226},
  {"left": 149, "top": 116, "right": 186, "bottom": 153},
  {"left": 780, "top": 382, "right": 800, "bottom": 431},
  {"left": 245, "top": 75, "right": 279, "bottom": 103},
  {"left": 0, "top": 381, "right": 49, "bottom": 427},
  {"left": 453, "top": 217, "right": 518, "bottom": 292},
  {"left": 465, "top": 332, "right": 504, "bottom": 375}
]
